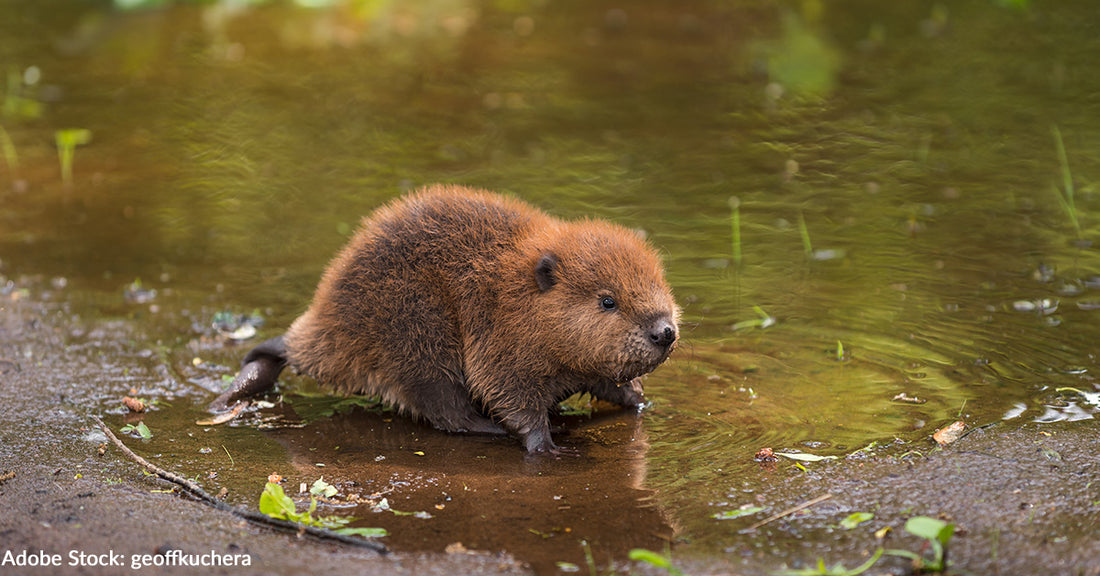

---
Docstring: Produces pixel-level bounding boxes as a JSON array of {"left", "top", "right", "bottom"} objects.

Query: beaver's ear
[{"left": 534, "top": 253, "right": 559, "bottom": 292}]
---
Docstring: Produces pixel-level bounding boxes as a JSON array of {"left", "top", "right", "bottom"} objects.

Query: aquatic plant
[
  {"left": 0, "top": 124, "right": 16, "bottom": 172},
  {"left": 3, "top": 69, "right": 42, "bottom": 120},
  {"left": 729, "top": 196, "right": 742, "bottom": 269},
  {"left": 838, "top": 512, "right": 874, "bottom": 530},
  {"left": 732, "top": 305, "right": 776, "bottom": 331},
  {"left": 775, "top": 515, "right": 952, "bottom": 575},
  {"left": 119, "top": 422, "right": 152, "bottom": 439},
  {"left": 798, "top": 211, "right": 813, "bottom": 257},
  {"left": 55, "top": 128, "right": 92, "bottom": 186},
  {"left": 629, "top": 548, "right": 684, "bottom": 576},
  {"left": 259, "top": 482, "right": 386, "bottom": 537},
  {"left": 886, "top": 516, "right": 955, "bottom": 573},
  {"left": 773, "top": 548, "right": 883, "bottom": 576},
  {"left": 1051, "top": 125, "right": 1082, "bottom": 238}
]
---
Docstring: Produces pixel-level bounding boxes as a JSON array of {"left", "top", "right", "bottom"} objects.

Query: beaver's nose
[{"left": 648, "top": 319, "right": 677, "bottom": 349}]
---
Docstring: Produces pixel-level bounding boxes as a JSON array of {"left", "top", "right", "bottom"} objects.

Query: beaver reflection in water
[{"left": 211, "top": 185, "right": 679, "bottom": 455}]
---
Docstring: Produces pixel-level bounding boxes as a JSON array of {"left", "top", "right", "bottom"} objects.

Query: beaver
[{"left": 210, "top": 185, "right": 679, "bottom": 454}]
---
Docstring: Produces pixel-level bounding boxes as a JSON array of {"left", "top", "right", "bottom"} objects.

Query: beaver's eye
[{"left": 599, "top": 296, "right": 617, "bottom": 311}]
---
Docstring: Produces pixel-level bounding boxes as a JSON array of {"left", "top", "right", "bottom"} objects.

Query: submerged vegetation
[
  {"left": 54, "top": 128, "right": 91, "bottom": 186},
  {"left": 774, "top": 548, "right": 883, "bottom": 576},
  {"left": 629, "top": 548, "right": 684, "bottom": 576},
  {"left": 885, "top": 517, "right": 956, "bottom": 573},
  {"left": 1051, "top": 125, "right": 1084, "bottom": 240}
]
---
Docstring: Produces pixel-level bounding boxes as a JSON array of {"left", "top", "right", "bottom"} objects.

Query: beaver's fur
[{"left": 213, "top": 185, "right": 679, "bottom": 454}]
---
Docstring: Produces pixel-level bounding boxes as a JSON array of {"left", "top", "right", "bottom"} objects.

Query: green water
[{"left": 2, "top": 0, "right": 1099, "bottom": 570}]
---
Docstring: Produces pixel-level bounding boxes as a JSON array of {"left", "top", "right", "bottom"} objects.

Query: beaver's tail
[{"left": 208, "top": 335, "right": 287, "bottom": 412}]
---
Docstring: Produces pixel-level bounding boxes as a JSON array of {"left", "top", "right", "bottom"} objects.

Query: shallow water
[{"left": 2, "top": 0, "right": 1099, "bottom": 572}]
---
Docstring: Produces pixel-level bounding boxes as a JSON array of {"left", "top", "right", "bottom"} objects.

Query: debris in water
[
  {"left": 1057, "top": 387, "right": 1100, "bottom": 407},
  {"left": 932, "top": 420, "right": 966, "bottom": 445},
  {"left": 212, "top": 310, "right": 264, "bottom": 340},
  {"left": 195, "top": 400, "right": 248, "bottom": 426},
  {"left": 122, "top": 396, "right": 146, "bottom": 413},
  {"left": 892, "top": 392, "right": 926, "bottom": 404},
  {"left": 839, "top": 512, "right": 874, "bottom": 530},
  {"left": 754, "top": 447, "right": 778, "bottom": 462},
  {"left": 123, "top": 279, "right": 156, "bottom": 304},
  {"left": 713, "top": 506, "right": 766, "bottom": 520},
  {"left": 1011, "top": 298, "right": 1058, "bottom": 315},
  {"left": 774, "top": 452, "right": 838, "bottom": 462},
  {"left": 742, "top": 493, "right": 833, "bottom": 532}
]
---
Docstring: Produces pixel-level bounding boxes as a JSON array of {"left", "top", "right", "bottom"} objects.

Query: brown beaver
[{"left": 210, "top": 185, "right": 679, "bottom": 454}]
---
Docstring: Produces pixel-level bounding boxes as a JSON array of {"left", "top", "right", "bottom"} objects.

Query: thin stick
[
  {"left": 742, "top": 493, "right": 833, "bottom": 532},
  {"left": 91, "top": 416, "right": 387, "bottom": 554}
]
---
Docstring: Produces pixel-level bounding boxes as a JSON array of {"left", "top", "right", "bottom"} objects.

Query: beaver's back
[{"left": 283, "top": 186, "right": 551, "bottom": 416}]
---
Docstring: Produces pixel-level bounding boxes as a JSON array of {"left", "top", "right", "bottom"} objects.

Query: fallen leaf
[
  {"left": 713, "top": 506, "right": 766, "bottom": 520},
  {"left": 122, "top": 396, "right": 146, "bottom": 412},
  {"left": 932, "top": 420, "right": 966, "bottom": 445},
  {"left": 839, "top": 512, "right": 874, "bottom": 529},
  {"left": 774, "top": 452, "right": 838, "bottom": 462},
  {"left": 195, "top": 401, "right": 248, "bottom": 426}
]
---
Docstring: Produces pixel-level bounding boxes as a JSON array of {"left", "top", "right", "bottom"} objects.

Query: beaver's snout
[{"left": 647, "top": 318, "right": 677, "bottom": 350}]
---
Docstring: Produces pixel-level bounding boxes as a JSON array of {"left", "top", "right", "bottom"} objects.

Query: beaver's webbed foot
[
  {"left": 587, "top": 377, "right": 647, "bottom": 410},
  {"left": 507, "top": 412, "right": 578, "bottom": 457}
]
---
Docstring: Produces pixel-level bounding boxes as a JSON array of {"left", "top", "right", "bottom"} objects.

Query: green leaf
[
  {"left": 847, "top": 548, "right": 884, "bottom": 575},
  {"left": 629, "top": 549, "right": 671, "bottom": 568},
  {"left": 839, "top": 512, "right": 874, "bottom": 530},
  {"left": 135, "top": 422, "right": 152, "bottom": 439},
  {"left": 904, "top": 516, "right": 949, "bottom": 542},
  {"left": 334, "top": 527, "right": 388, "bottom": 538},
  {"left": 55, "top": 128, "right": 92, "bottom": 147},
  {"left": 775, "top": 452, "right": 838, "bottom": 462},
  {"left": 120, "top": 422, "right": 152, "bottom": 439},
  {"left": 310, "top": 477, "right": 339, "bottom": 498},
  {"left": 883, "top": 549, "right": 921, "bottom": 562},
  {"left": 713, "top": 506, "right": 766, "bottom": 520},
  {"left": 259, "top": 482, "right": 299, "bottom": 520},
  {"left": 775, "top": 549, "right": 885, "bottom": 576}
]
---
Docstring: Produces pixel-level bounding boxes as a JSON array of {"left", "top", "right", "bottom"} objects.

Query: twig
[
  {"left": 742, "top": 493, "right": 833, "bottom": 532},
  {"left": 91, "top": 416, "right": 387, "bottom": 554}
]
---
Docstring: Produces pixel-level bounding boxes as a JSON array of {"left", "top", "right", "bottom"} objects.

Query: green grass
[
  {"left": 729, "top": 196, "right": 742, "bottom": 268},
  {"left": 1051, "top": 124, "right": 1082, "bottom": 238},
  {"left": 55, "top": 128, "right": 92, "bottom": 186},
  {"left": 798, "top": 211, "right": 813, "bottom": 257},
  {"left": 773, "top": 548, "right": 883, "bottom": 576}
]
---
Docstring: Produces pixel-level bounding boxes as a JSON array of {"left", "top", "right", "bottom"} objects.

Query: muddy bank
[
  {"left": 0, "top": 293, "right": 530, "bottom": 576},
  {"left": 675, "top": 422, "right": 1100, "bottom": 575}
]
